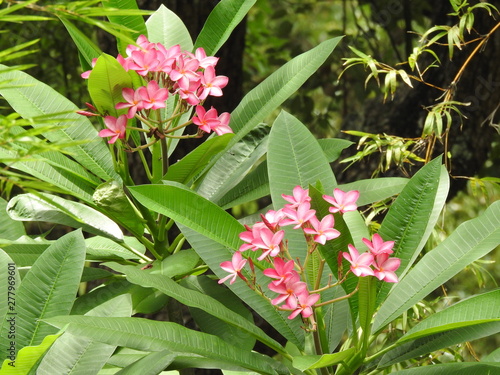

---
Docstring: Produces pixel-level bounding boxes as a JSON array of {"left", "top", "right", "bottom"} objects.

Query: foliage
[{"left": 0, "top": 1, "right": 498, "bottom": 375}]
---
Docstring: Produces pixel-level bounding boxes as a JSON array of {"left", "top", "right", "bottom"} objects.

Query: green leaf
[
  {"left": 115, "top": 350, "right": 176, "bottom": 375},
  {"left": 59, "top": 16, "right": 102, "bottom": 67},
  {"left": 6, "top": 193, "right": 124, "bottom": 242},
  {"left": 146, "top": 5, "right": 192, "bottom": 51},
  {"left": 153, "top": 249, "right": 200, "bottom": 279},
  {"left": 163, "top": 133, "right": 233, "bottom": 185},
  {"left": 338, "top": 177, "right": 409, "bottom": 206},
  {"left": 398, "top": 289, "right": 500, "bottom": 343},
  {"left": 0, "top": 197, "right": 25, "bottom": 240},
  {"left": 196, "top": 123, "right": 270, "bottom": 203},
  {"left": 71, "top": 279, "right": 133, "bottom": 315},
  {"left": 376, "top": 157, "right": 445, "bottom": 305},
  {"left": 0, "top": 65, "right": 118, "bottom": 182},
  {"left": 358, "top": 276, "right": 376, "bottom": 340},
  {"left": 373, "top": 200, "right": 500, "bottom": 332},
  {"left": 0, "top": 231, "right": 86, "bottom": 363},
  {"left": 128, "top": 183, "right": 243, "bottom": 249},
  {"left": 178, "top": 224, "right": 306, "bottom": 350},
  {"left": 36, "top": 294, "right": 133, "bottom": 375},
  {"left": 0, "top": 236, "right": 50, "bottom": 266},
  {"left": 378, "top": 321, "right": 500, "bottom": 368},
  {"left": 0, "top": 333, "right": 60, "bottom": 374},
  {"left": 43, "top": 316, "right": 284, "bottom": 375},
  {"left": 106, "top": 263, "right": 283, "bottom": 354},
  {"left": 88, "top": 53, "right": 133, "bottom": 118},
  {"left": 194, "top": 0, "right": 256, "bottom": 56},
  {"left": 292, "top": 348, "right": 356, "bottom": 371},
  {"left": 317, "top": 138, "right": 354, "bottom": 163},
  {"left": 218, "top": 160, "right": 269, "bottom": 210},
  {"left": 388, "top": 362, "right": 500, "bottom": 374},
  {"left": 104, "top": 0, "right": 147, "bottom": 55}
]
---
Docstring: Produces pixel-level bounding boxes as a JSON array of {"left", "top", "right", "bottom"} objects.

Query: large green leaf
[
  {"left": 128, "top": 183, "right": 243, "bottom": 249},
  {"left": 59, "top": 16, "right": 102, "bottom": 67},
  {"left": 178, "top": 224, "right": 305, "bottom": 350},
  {"left": 378, "top": 321, "right": 500, "bottom": 368},
  {"left": 373, "top": 200, "right": 500, "bottom": 332},
  {"left": 388, "top": 362, "right": 500, "bottom": 374},
  {"left": 376, "top": 158, "right": 445, "bottom": 304},
  {"left": 399, "top": 289, "right": 500, "bottom": 343},
  {"left": 317, "top": 138, "right": 353, "bottom": 163},
  {"left": 6, "top": 193, "right": 124, "bottom": 242},
  {"left": 146, "top": 5, "right": 192, "bottom": 51},
  {"left": 115, "top": 350, "right": 176, "bottom": 375},
  {"left": 0, "top": 236, "right": 51, "bottom": 266},
  {"left": 292, "top": 348, "right": 355, "bottom": 371},
  {"left": 0, "top": 197, "right": 25, "bottom": 240},
  {"left": 0, "top": 231, "right": 86, "bottom": 363},
  {"left": 36, "top": 294, "right": 132, "bottom": 375},
  {"left": 338, "top": 177, "right": 409, "bottom": 206},
  {"left": 193, "top": 0, "right": 256, "bottom": 56},
  {"left": 199, "top": 37, "right": 342, "bottom": 178},
  {"left": 196, "top": 123, "right": 270, "bottom": 203},
  {"left": 43, "top": 316, "right": 286, "bottom": 375},
  {"left": 85, "top": 236, "right": 145, "bottom": 261},
  {"left": 0, "top": 64, "right": 118, "bottom": 182},
  {"left": 106, "top": 263, "right": 282, "bottom": 354}
]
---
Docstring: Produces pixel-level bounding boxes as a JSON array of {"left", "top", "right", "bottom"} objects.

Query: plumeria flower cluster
[
  {"left": 218, "top": 186, "right": 401, "bottom": 328},
  {"left": 80, "top": 34, "right": 232, "bottom": 145}
]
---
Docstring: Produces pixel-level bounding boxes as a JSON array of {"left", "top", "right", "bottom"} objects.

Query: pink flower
[
  {"left": 213, "top": 111, "right": 232, "bottom": 135},
  {"left": 218, "top": 251, "right": 247, "bottom": 285},
  {"left": 116, "top": 87, "right": 144, "bottom": 118},
  {"left": 137, "top": 81, "right": 169, "bottom": 110},
  {"left": 128, "top": 49, "right": 160, "bottom": 76},
  {"left": 252, "top": 227, "right": 285, "bottom": 260},
  {"left": 323, "top": 188, "right": 360, "bottom": 214},
  {"left": 362, "top": 233, "right": 395, "bottom": 256},
  {"left": 282, "top": 186, "right": 311, "bottom": 208},
  {"left": 99, "top": 115, "right": 127, "bottom": 144},
  {"left": 268, "top": 273, "right": 306, "bottom": 305},
  {"left": 372, "top": 254, "right": 400, "bottom": 283},
  {"left": 198, "top": 65, "right": 228, "bottom": 100},
  {"left": 81, "top": 58, "right": 98, "bottom": 79},
  {"left": 263, "top": 258, "right": 296, "bottom": 285},
  {"left": 303, "top": 214, "right": 340, "bottom": 245},
  {"left": 280, "top": 202, "right": 316, "bottom": 229},
  {"left": 343, "top": 244, "right": 374, "bottom": 277},
  {"left": 194, "top": 47, "right": 219, "bottom": 68},
  {"left": 176, "top": 79, "right": 201, "bottom": 106},
  {"left": 156, "top": 44, "right": 181, "bottom": 73},
  {"left": 192, "top": 106, "right": 233, "bottom": 135},
  {"left": 261, "top": 209, "right": 286, "bottom": 231},
  {"left": 282, "top": 290, "right": 320, "bottom": 319},
  {"left": 170, "top": 55, "right": 200, "bottom": 89}
]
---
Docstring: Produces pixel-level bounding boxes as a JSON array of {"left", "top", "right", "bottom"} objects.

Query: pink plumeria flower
[
  {"left": 282, "top": 186, "right": 311, "bottom": 208},
  {"left": 362, "top": 233, "right": 395, "bottom": 256},
  {"left": 194, "top": 47, "right": 219, "bottom": 68},
  {"left": 323, "top": 188, "right": 360, "bottom": 214},
  {"left": 212, "top": 111, "right": 232, "bottom": 135},
  {"left": 116, "top": 87, "right": 144, "bottom": 118},
  {"left": 372, "top": 253, "right": 400, "bottom": 283},
  {"left": 281, "top": 202, "right": 316, "bottom": 229},
  {"left": 261, "top": 209, "right": 286, "bottom": 231},
  {"left": 198, "top": 65, "right": 229, "bottom": 100},
  {"left": 192, "top": 106, "right": 221, "bottom": 133},
  {"left": 253, "top": 227, "right": 285, "bottom": 261},
  {"left": 170, "top": 55, "right": 201, "bottom": 89},
  {"left": 156, "top": 43, "right": 181, "bottom": 74},
  {"left": 99, "top": 115, "right": 127, "bottom": 144},
  {"left": 268, "top": 273, "right": 306, "bottom": 305},
  {"left": 218, "top": 251, "right": 247, "bottom": 285},
  {"left": 128, "top": 49, "right": 160, "bottom": 76},
  {"left": 138, "top": 81, "right": 169, "bottom": 110},
  {"left": 176, "top": 79, "right": 201, "bottom": 106},
  {"left": 282, "top": 290, "right": 320, "bottom": 319},
  {"left": 343, "top": 244, "right": 374, "bottom": 277},
  {"left": 303, "top": 214, "right": 340, "bottom": 245},
  {"left": 263, "top": 258, "right": 296, "bottom": 286},
  {"left": 238, "top": 222, "right": 266, "bottom": 252}
]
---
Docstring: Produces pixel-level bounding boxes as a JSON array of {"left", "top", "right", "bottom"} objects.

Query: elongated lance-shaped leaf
[
  {"left": 196, "top": 123, "right": 270, "bottom": 203},
  {"left": 398, "top": 289, "right": 500, "bottom": 343},
  {"left": 0, "top": 197, "right": 25, "bottom": 240},
  {"left": 36, "top": 294, "right": 132, "bottom": 375},
  {"left": 59, "top": 16, "right": 102, "bottom": 68},
  {"left": 7, "top": 193, "right": 124, "bottom": 242},
  {"left": 194, "top": 0, "right": 256, "bottom": 56},
  {"left": 198, "top": 37, "right": 342, "bottom": 179},
  {"left": 317, "top": 138, "right": 353, "bottom": 163},
  {"left": 0, "top": 231, "right": 86, "bottom": 363},
  {"left": 377, "top": 321, "right": 500, "bottom": 368},
  {"left": 373, "top": 200, "right": 500, "bottom": 333},
  {"left": 0, "top": 333, "right": 60, "bottom": 374},
  {"left": 387, "top": 361, "right": 500, "bottom": 374},
  {"left": 107, "top": 263, "right": 283, "bottom": 354},
  {"left": 146, "top": 4, "right": 192, "bottom": 51},
  {"left": 292, "top": 348, "right": 356, "bottom": 371},
  {"left": 115, "top": 350, "right": 176, "bottom": 375},
  {"left": 0, "top": 64, "right": 119, "bottom": 182},
  {"left": 268, "top": 111, "right": 336, "bottom": 261},
  {"left": 338, "top": 177, "right": 409, "bottom": 206},
  {"left": 179, "top": 224, "right": 305, "bottom": 350},
  {"left": 376, "top": 157, "right": 445, "bottom": 304},
  {"left": 0, "top": 236, "right": 51, "bottom": 266},
  {"left": 43, "top": 316, "right": 287, "bottom": 375}
]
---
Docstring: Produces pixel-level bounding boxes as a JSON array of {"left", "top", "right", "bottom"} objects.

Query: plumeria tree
[{"left": 0, "top": 1, "right": 499, "bottom": 375}]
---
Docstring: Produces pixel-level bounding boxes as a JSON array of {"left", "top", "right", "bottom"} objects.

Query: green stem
[{"left": 120, "top": 241, "right": 153, "bottom": 262}]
